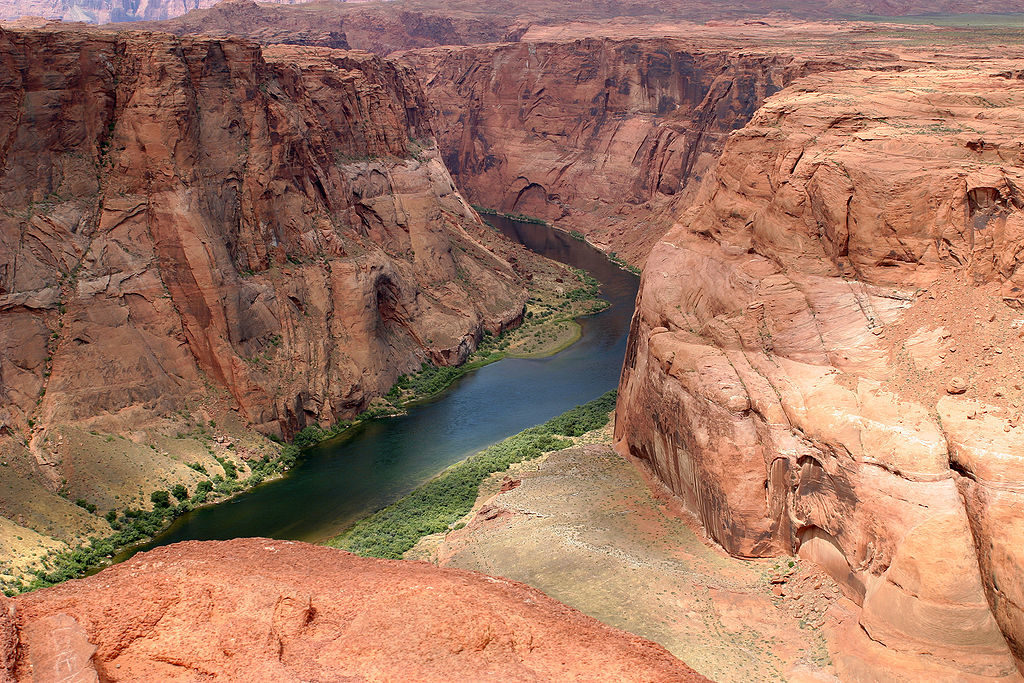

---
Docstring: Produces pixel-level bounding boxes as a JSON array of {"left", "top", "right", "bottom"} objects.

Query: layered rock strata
[
  {"left": 403, "top": 39, "right": 852, "bottom": 264},
  {"left": 616, "top": 67, "right": 1024, "bottom": 678},
  {"left": 0, "top": 27, "right": 524, "bottom": 453},
  {"left": 0, "top": 0, "right": 304, "bottom": 24}
]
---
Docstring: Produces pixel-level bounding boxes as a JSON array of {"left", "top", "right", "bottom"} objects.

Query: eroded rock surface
[
  {"left": 0, "top": 22, "right": 526, "bottom": 528},
  {"left": 404, "top": 39, "right": 852, "bottom": 265},
  {"left": 8, "top": 538, "right": 702, "bottom": 681},
  {"left": 616, "top": 67, "right": 1024, "bottom": 678},
  {"left": 0, "top": 27, "right": 524, "bottom": 442}
]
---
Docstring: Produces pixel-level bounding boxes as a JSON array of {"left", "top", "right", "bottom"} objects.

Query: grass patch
[
  {"left": 328, "top": 390, "right": 616, "bottom": 559},
  {"left": 608, "top": 251, "right": 642, "bottom": 276}
]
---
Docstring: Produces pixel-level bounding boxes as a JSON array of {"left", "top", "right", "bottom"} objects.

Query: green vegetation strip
[
  {"left": 328, "top": 390, "right": 616, "bottom": 559},
  {"left": 470, "top": 204, "right": 548, "bottom": 225},
  {"left": 12, "top": 448, "right": 299, "bottom": 594},
  {"left": 294, "top": 263, "right": 605, "bottom": 451}
]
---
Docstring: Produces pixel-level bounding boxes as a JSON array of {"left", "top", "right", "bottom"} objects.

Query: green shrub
[
  {"left": 330, "top": 391, "right": 615, "bottom": 559},
  {"left": 171, "top": 484, "right": 188, "bottom": 501},
  {"left": 150, "top": 490, "right": 170, "bottom": 508},
  {"left": 293, "top": 424, "right": 325, "bottom": 449},
  {"left": 74, "top": 499, "right": 97, "bottom": 514}
]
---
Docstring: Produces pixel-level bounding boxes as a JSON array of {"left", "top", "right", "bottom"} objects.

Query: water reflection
[{"left": 130, "top": 217, "right": 639, "bottom": 552}]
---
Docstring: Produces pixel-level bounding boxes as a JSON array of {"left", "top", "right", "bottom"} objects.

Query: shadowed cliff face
[
  {"left": 0, "top": 27, "right": 525, "bottom": 455},
  {"left": 616, "top": 67, "right": 1024, "bottom": 679},
  {"left": 402, "top": 39, "right": 850, "bottom": 264}
]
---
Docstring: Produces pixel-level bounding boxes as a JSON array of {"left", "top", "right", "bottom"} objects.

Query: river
[{"left": 129, "top": 216, "right": 639, "bottom": 552}]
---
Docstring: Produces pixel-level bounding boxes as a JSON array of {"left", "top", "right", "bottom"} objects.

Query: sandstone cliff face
[
  {"left": 403, "top": 39, "right": 849, "bottom": 264},
  {"left": 4, "top": 538, "right": 703, "bottom": 681},
  {"left": 0, "top": 27, "right": 524, "bottom": 459},
  {"left": 616, "top": 67, "right": 1024, "bottom": 679}
]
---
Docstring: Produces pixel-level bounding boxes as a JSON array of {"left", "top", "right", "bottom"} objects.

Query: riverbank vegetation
[
  {"left": 608, "top": 251, "right": 642, "bottom": 276},
  {"left": 470, "top": 204, "right": 547, "bottom": 225},
  {"left": 328, "top": 391, "right": 617, "bottom": 559},
  {"left": 294, "top": 261, "right": 608, "bottom": 451},
  {"left": 5, "top": 445, "right": 300, "bottom": 594}
]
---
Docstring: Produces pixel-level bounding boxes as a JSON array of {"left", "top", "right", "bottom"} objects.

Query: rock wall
[
  {"left": 616, "top": 67, "right": 1024, "bottom": 679},
  {"left": 0, "top": 26, "right": 525, "bottom": 454},
  {"left": 126, "top": 0, "right": 351, "bottom": 49},
  {"left": 403, "top": 39, "right": 849, "bottom": 264}
]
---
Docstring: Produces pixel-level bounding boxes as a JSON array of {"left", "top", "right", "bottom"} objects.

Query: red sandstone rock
[
  {"left": 616, "top": 67, "right": 1024, "bottom": 679},
  {"left": 403, "top": 39, "right": 851, "bottom": 265},
  {"left": 10, "top": 539, "right": 704, "bottom": 681},
  {"left": 22, "top": 613, "right": 97, "bottom": 683},
  {"left": 127, "top": 0, "right": 351, "bottom": 48},
  {"left": 0, "top": 26, "right": 525, "bottom": 458},
  {"left": 0, "top": 598, "right": 15, "bottom": 683}
]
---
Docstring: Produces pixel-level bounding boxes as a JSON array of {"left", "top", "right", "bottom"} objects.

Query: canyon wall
[
  {"left": 616, "top": 67, "right": 1024, "bottom": 679},
  {"left": 0, "top": 26, "right": 524, "bottom": 461},
  {"left": 127, "top": 0, "right": 516, "bottom": 53},
  {"left": 126, "top": 0, "right": 352, "bottom": 48},
  {"left": 403, "top": 39, "right": 851, "bottom": 264}
]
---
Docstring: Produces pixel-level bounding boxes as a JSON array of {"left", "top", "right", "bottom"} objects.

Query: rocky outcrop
[
  {"left": 403, "top": 39, "right": 852, "bottom": 264},
  {"left": 7, "top": 538, "right": 702, "bottom": 681},
  {"left": 616, "top": 67, "right": 1024, "bottom": 678},
  {"left": 126, "top": 0, "right": 350, "bottom": 49},
  {"left": 0, "top": 25, "right": 525, "bottom": 452},
  {"left": 336, "top": 4, "right": 515, "bottom": 55}
]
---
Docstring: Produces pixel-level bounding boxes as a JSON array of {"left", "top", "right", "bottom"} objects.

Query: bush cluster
[{"left": 13, "top": 444, "right": 303, "bottom": 594}]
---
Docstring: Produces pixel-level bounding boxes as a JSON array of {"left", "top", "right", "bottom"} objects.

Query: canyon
[
  {"left": 0, "top": 23, "right": 529, "bottom": 576},
  {"left": 0, "top": 1, "right": 1023, "bottom": 681}
]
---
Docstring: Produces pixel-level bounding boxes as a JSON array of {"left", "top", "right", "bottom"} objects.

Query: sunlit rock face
[{"left": 616, "top": 67, "right": 1024, "bottom": 679}]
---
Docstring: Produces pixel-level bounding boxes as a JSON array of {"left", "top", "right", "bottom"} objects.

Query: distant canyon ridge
[{"left": 3, "top": 0, "right": 1024, "bottom": 28}]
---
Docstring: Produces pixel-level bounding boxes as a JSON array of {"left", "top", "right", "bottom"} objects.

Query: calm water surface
[{"left": 129, "top": 217, "right": 638, "bottom": 553}]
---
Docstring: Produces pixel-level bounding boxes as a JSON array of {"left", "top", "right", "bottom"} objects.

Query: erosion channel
[{"left": 125, "top": 216, "right": 639, "bottom": 553}]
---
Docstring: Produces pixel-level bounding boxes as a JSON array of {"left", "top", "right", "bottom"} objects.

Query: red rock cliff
[
  {"left": 403, "top": 38, "right": 849, "bottom": 263},
  {"left": 616, "top": 67, "right": 1024, "bottom": 679},
  {"left": 0, "top": 26, "right": 525, "bottom": 450}
]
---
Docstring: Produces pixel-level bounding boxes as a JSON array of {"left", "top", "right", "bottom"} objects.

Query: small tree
[
  {"left": 150, "top": 490, "right": 171, "bottom": 508},
  {"left": 171, "top": 483, "right": 189, "bottom": 501}
]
